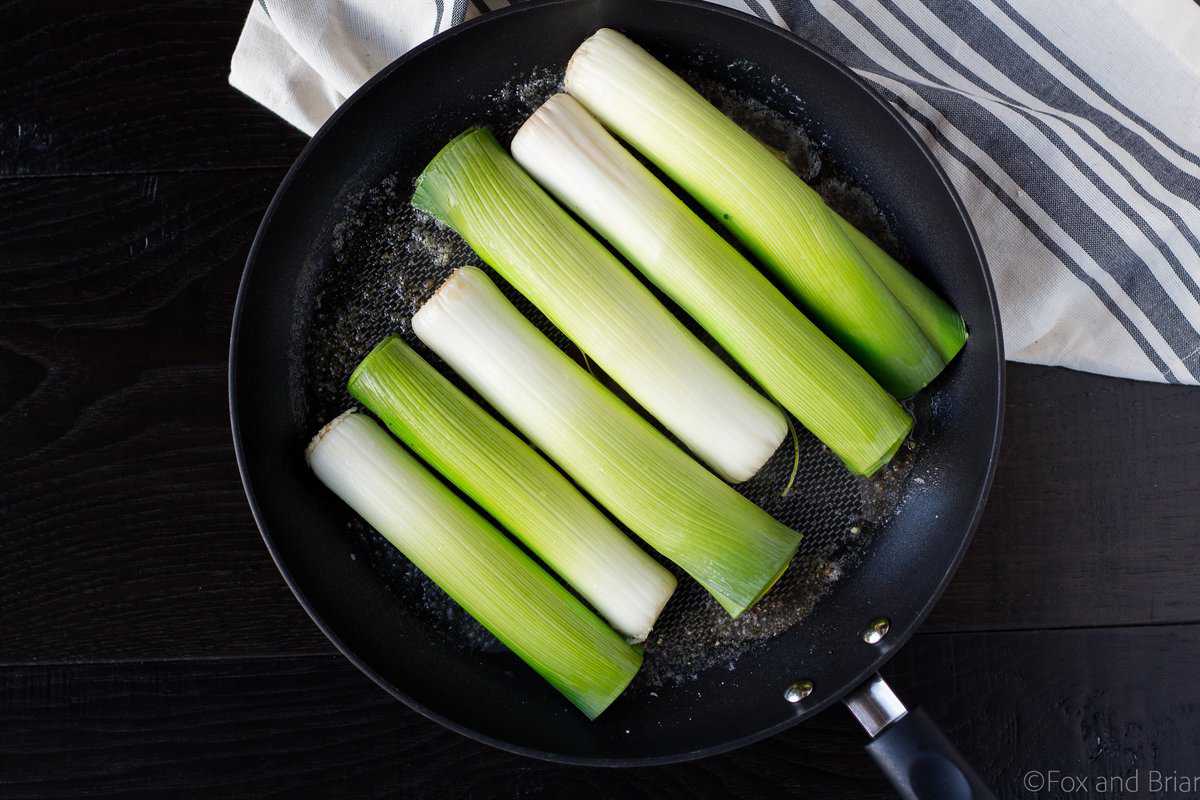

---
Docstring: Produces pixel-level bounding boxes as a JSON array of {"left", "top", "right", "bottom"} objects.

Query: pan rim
[{"left": 229, "top": 0, "right": 1005, "bottom": 768}]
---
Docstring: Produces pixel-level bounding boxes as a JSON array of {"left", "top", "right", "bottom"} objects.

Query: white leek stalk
[
  {"left": 348, "top": 336, "right": 677, "bottom": 642},
  {"left": 512, "top": 94, "right": 912, "bottom": 476},
  {"left": 564, "top": 28, "right": 947, "bottom": 398},
  {"left": 411, "top": 127, "right": 785, "bottom": 482},
  {"left": 306, "top": 411, "right": 642, "bottom": 720},
  {"left": 413, "top": 267, "right": 802, "bottom": 618}
]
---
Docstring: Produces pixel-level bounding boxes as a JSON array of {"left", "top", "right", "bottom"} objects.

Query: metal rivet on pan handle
[
  {"left": 784, "top": 680, "right": 813, "bottom": 703},
  {"left": 862, "top": 617, "right": 891, "bottom": 644}
]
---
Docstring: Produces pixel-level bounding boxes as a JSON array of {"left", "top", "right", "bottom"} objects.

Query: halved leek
[
  {"left": 413, "top": 267, "right": 801, "bottom": 618},
  {"left": 411, "top": 127, "right": 785, "bottom": 483},
  {"left": 348, "top": 336, "right": 677, "bottom": 642},
  {"left": 564, "top": 28, "right": 946, "bottom": 398},
  {"left": 306, "top": 410, "right": 642, "bottom": 719},
  {"left": 512, "top": 94, "right": 911, "bottom": 476},
  {"left": 834, "top": 214, "right": 968, "bottom": 363}
]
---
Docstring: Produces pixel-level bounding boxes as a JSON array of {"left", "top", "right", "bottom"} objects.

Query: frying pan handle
[{"left": 844, "top": 674, "right": 996, "bottom": 800}]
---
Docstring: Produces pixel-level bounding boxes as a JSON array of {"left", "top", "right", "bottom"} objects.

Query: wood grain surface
[
  {"left": 928, "top": 366, "right": 1200, "bottom": 632},
  {"left": 1, "top": 173, "right": 329, "bottom": 660},
  {"left": 3, "top": 625, "right": 1197, "bottom": 799},
  {"left": 0, "top": 1, "right": 306, "bottom": 176},
  {"left": 2, "top": 1, "right": 1198, "bottom": 797}
]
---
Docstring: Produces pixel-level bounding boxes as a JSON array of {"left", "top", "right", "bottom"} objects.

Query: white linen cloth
[{"left": 231, "top": 0, "right": 1200, "bottom": 384}]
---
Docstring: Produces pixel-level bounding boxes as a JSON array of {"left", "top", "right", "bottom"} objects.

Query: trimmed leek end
[
  {"left": 513, "top": 93, "right": 912, "bottom": 476},
  {"left": 411, "top": 126, "right": 785, "bottom": 483},
  {"left": 834, "top": 215, "right": 968, "bottom": 364},
  {"left": 348, "top": 336, "right": 677, "bottom": 642},
  {"left": 307, "top": 410, "right": 642, "bottom": 719},
  {"left": 564, "top": 28, "right": 946, "bottom": 399},
  {"left": 413, "top": 266, "right": 802, "bottom": 618}
]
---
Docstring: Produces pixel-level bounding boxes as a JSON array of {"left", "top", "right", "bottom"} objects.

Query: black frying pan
[{"left": 229, "top": 1, "right": 1003, "bottom": 795}]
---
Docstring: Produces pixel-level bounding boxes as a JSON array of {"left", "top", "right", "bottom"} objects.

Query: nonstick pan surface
[{"left": 230, "top": 0, "right": 1003, "bottom": 765}]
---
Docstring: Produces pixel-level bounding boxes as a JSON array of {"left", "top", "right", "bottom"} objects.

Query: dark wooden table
[{"left": 3, "top": 3, "right": 1199, "bottom": 798}]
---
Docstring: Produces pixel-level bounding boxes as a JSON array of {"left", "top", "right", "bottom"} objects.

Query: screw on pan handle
[{"left": 844, "top": 674, "right": 997, "bottom": 800}]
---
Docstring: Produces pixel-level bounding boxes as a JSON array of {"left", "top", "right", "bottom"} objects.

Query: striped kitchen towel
[{"left": 230, "top": 0, "right": 1200, "bottom": 384}]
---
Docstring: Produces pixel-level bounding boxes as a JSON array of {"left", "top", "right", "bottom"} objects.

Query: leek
[
  {"left": 306, "top": 410, "right": 641, "bottom": 719},
  {"left": 413, "top": 267, "right": 802, "bottom": 618},
  {"left": 834, "top": 214, "right": 968, "bottom": 363},
  {"left": 512, "top": 94, "right": 911, "bottom": 476},
  {"left": 759, "top": 143, "right": 968, "bottom": 364},
  {"left": 411, "top": 127, "right": 785, "bottom": 483},
  {"left": 564, "top": 28, "right": 946, "bottom": 398},
  {"left": 348, "top": 336, "right": 677, "bottom": 642}
]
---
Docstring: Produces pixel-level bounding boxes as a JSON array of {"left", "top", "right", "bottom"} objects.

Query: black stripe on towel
[{"left": 743, "top": 0, "right": 775, "bottom": 21}]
